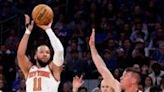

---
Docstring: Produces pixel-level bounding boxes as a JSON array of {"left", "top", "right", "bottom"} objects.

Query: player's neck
[
  {"left": 36, "top": 62, "right": 42, "bottom": 68},
  {"left": 125, "top": 85, "right": 138, "bottom": 92}
]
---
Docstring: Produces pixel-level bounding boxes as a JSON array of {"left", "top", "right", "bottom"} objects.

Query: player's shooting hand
[
  {"left": 25, "top": 14, "right": 34, "bottom": 31},
  {"left": 72, "top": 75, "right": 84, "bottom": 89},
  {"left": 89, "top": 28, "right": 95, "bottom": 48},
  {"left": 37, "top": 20, "right": 53, "bottom": 31}
]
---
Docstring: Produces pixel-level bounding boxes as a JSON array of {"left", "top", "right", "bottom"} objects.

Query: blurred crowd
[{"left": 0, "top": 0, "right": 164, "bottom": 92}]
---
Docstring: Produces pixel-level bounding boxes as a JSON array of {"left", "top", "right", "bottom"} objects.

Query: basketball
[{"left": 32, "top": 4, "right": 54, "bottom": 25}]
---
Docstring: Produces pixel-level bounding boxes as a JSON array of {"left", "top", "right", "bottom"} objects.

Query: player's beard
[{"left": 37, "top": 59, "right": 50, "bottom": 67}]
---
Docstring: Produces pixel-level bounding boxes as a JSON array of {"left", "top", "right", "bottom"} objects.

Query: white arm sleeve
[{"left": 45, "top": 28, "right": 64, "bottom": 66}]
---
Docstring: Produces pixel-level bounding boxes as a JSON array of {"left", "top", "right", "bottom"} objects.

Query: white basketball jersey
[{"left": 26, "top": 65, "right": 60, "bottom": 92}]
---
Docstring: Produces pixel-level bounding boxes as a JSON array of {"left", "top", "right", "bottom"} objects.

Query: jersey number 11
[{"left": 33, "top": 77, "right": 42, "bottom": 91}]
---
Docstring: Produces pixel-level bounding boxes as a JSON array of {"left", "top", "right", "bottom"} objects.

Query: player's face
[
  {"left": 35, "top": 45, "right": 51, "bottom": 64},
  {"left": 120, "top": 71, "right": 132, "bottom": 90},
  {"left": 100, "top": 80, "right": 114, "bottom": 92}
]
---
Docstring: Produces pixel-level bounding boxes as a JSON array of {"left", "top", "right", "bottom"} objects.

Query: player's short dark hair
[{"left": 125, "top": 67, "right": 141, "bottom": 84}]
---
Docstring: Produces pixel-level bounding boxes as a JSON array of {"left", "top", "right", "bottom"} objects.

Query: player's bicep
[{"left": 17, "top": 54, "right": 32, "bottom": 77}]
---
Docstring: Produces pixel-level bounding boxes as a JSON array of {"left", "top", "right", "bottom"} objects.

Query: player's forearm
[
  {"left": 45, "top": 28, "right": 64, "bottom": 66},
  {"left": 17, "top": 29, "right": 30, "bottom": 56},
  {"left": 90, "top": 47, "right": 107, "bottom": 69},
  {"left": 90, "top": 47, "right": 115, "bottom": 80}
]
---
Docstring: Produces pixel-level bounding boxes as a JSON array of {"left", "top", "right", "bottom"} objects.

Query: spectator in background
[
  {"left": 131, "top": 47, "right": 150, "bottom": 66},
  {"left": 61, "top": 81, "right": 72, "bottom": 92},
  {"left": 149, "top": 63, "right": 164, "bottom": 86},
  {"left": 102, "top": 49, "right": 117, "bottom": 71},
  {"left": 151, "top": 41, "right": 164, "bottom": 68},
  {"left": 140, "top": 64, "right": 150, "bottom": 85},
  {"left": 78, "top": 87, "right": 87, "bottom": 92},
  {"left": 150, "top": 86, "right": 162, "bottom": 92},
  {"left": 143, "top": 76, "right": 153, "bottom": 92},
  {"left": 5, "top": 30, "right": 19, "bottom": 54},
  {"left": 0, "top": 45, "right": 16, "bottom": 91},
  {"left": 65, "top": 39, "right": 79, "bottom": 57},
  {"left": 106, "top": 39, "right": 118, "bottom": 51},
  {"left": 122, "top": 23, "right": 131, "bottom": 36},
  {"left": 160, "top": 75, "right": 164, "bottom": 91},
  {"left": 65, "top": 49, "right": 87, "bottom": 75},
  {"left": 115, "top": 48, "right": 131, "bottom": 69},
  {"left": 130, "top": 20, "right": 148, "bottom": 43},
  {"left": 53, "top": 14, "right": 71, "bottom": 47},
  {"left": 141, "top": 64, "right": 149, "bottom": 76},
  {"left": 72, "top": 75, "right": 84, "bottom": 92},
  {"left": 121, "top": 39, "right": 133, "bottom": 58},
  {"left": 82, "top": 50, "right": 98, "bottom": 79},
  {"left": 12, "top": 69, "right": 24, "bottom": 92},
  {"left": 135, "top": 38, "right": 145, "bottom": 49},
  {"left": 149, "top": 23, "right": 164, "bottom": 48},
  {"left": 0, "top": 1, "right": 17, "bottom": 20},
  {"left": 132, "top": 64, "right": 141, "bottom": 72},
  {"left": 113, "top": 68, "right": 122, "bottom": 81}
]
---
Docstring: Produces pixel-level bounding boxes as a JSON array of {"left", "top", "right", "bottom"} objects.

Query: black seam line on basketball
[{"left": 37, "top": 9, "right": 47, "bottom": 20}]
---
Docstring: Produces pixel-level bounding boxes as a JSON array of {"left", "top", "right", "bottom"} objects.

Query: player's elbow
[{"left": 52, "top": 58, "right": 64, "bottom": 66}]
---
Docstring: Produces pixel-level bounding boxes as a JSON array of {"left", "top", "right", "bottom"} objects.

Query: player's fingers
[
  {"left": 48, "top": 20, "right": 53, "bottom": 27},
  {"left": 75, "top": 76, "right": 79, "bottom": 79},
  {"left": 92, "top": 28, "right": 95, "bottom": 32},
  {"left": 91, "top": 28, "right": 95, "bottom": 41},
  {"left": 80, "top": 75, "right": 83, "bottom": 80},
  {"left": 92, "top": 28, "right": 95, "bottom": 36},
  {"left": 30, "top": 20, "right": 34, "bottom": 30},
  {"left": 24, "top": 14, "right": 30, "bottom": 24},
  {"left": 31, "top": 20, "right": 34, "bottom": 26}
]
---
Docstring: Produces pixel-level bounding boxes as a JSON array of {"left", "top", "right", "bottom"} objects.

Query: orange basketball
[{"left": 32, "top": 4, "right": 54, "bottom": 25}]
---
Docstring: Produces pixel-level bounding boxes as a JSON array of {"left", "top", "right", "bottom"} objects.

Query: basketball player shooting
[{"left": 17, "top": 14, "right": 64, "bottom": 92}]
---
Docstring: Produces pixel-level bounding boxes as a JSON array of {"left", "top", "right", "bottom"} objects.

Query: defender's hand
[{"left": 89, "top": 28, "right": 95, "bottom": 48}]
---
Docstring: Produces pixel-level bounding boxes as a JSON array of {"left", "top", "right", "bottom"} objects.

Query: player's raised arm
[
  {"left": 89, "top": 28, "right": 119, "bottom": 87},
  {"left": 17, "top": 14, "right": 33, "bottom": 78},
  {"left": 37, "top": 21, "right": 64, "bottom": 80}
]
